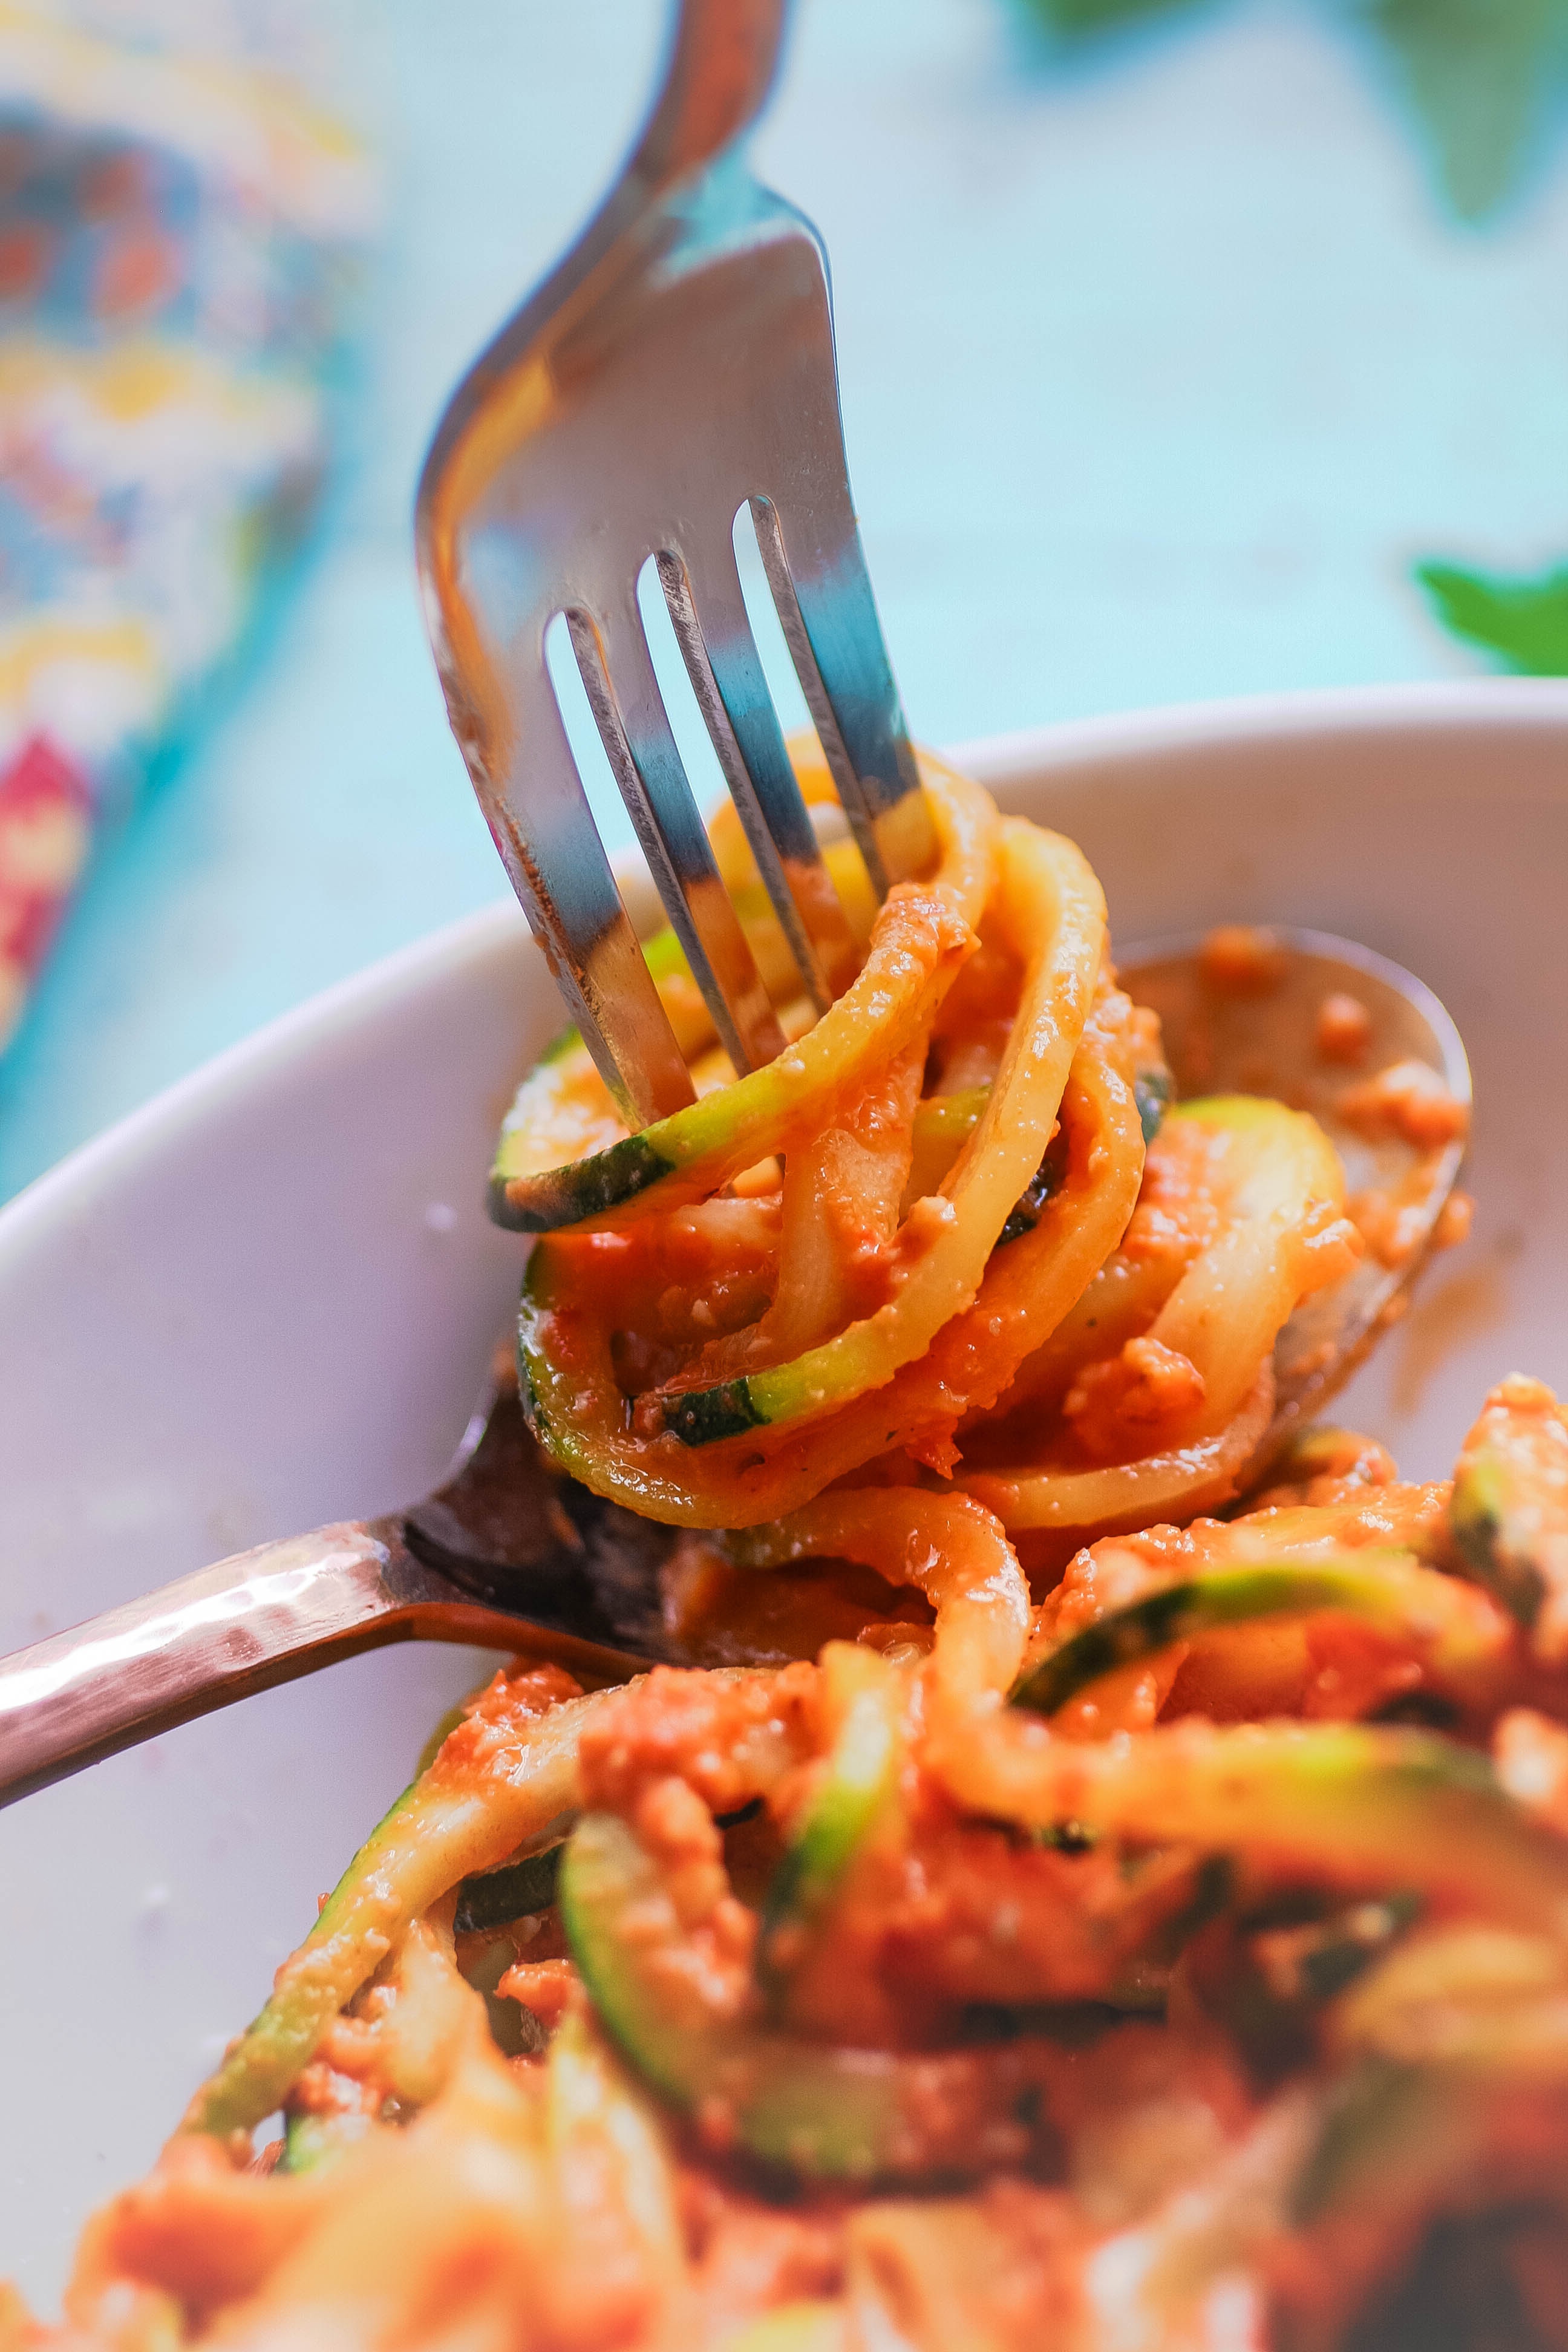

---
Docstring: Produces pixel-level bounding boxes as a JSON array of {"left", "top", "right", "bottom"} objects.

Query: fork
[{"left": 414, "top": 0, "right": 935, "bottom": 1127}]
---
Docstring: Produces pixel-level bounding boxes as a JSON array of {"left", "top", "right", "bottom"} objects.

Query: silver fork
[{"left": 415, "top": 0, "right": 935, "bottom": 1129}]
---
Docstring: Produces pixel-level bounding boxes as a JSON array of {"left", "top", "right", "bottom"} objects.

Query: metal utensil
[
  {"left": 0, "top": 935, "right": 1468, "bottom": 1809},
  {"left": 415, "top": 0, "right": 935, "bottom": 1131},
  {"left": 0, "top": 1367, "right": 674, "bottom": 1809},
  {"left": 1127, "top": 925, "right": 1471, "bottom": 1454}
]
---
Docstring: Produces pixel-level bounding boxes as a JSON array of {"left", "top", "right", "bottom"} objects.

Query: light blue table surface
[{"left": 1, "top": 0, "right": 1563, "bottom": 1201}]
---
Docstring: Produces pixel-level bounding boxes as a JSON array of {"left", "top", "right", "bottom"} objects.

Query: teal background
[{"left": 1, "top": 0, "right": 1563, "bottom": 1200}]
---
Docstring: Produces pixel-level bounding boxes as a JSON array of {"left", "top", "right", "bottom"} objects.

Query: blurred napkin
[{"left": 0, "top": 0, "right": 372, "bottom": 1056}]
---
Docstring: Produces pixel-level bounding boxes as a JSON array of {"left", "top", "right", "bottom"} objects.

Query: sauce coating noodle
[{"left": 27, "top": 756, "right": 1555, "bottom": 2352}]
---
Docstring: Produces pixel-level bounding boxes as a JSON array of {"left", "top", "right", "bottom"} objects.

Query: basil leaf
[
  {"left": 1416, "top": 558, "right": 1568, "bottom": 675},
  {"left": 1019, "top": 0, "right": 1195, "bottom": 35},
  {"left": 1363, "top": 0, "right": 1560, "bottom": 220},
  {"left": 1011, "top": 0, "right": 1567, "bottom": 220}
]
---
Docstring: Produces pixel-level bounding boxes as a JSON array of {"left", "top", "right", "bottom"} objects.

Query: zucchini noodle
[
  {"left": 41, "top": 1376, "right": 1568, "bottom": 2352},
  {"left": 36, "top": 748, "right": 1554, "bottom": 2352},
  {"left": 511, "top": 745, "right": 1361, "bottom": 1535}
]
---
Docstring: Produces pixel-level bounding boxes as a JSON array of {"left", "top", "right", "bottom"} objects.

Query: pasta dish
[{"left": 24, "top": 749, "right": 1568, "bottom": 2352}]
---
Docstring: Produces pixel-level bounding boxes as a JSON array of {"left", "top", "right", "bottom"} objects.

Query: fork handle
[
  {"left": 0, "top": 1521, "right": 535, "bottom": 1810},
  {"left": 635, "top": 0, "right": 789, "bottom": 192}
]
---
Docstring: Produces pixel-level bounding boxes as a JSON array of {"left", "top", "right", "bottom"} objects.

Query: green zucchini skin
[
  {"left": 994, "top": 1721, "right": 1568, "bottom": 1942},
  {"left": 1134, "top": 1067, "right": 1171, "bottom": 1145},
  {"left": 1451, "top": 1452, "right": 1548, "bottom": 1628},
  {"left": 993, "top": 1142, "right": 1065, "bottom": 1250},
  {"left": 1446, "top": 1379, "right": 1568, "bottom": 1652},
  {"left": 655, "top": 1137, "right": 1069, "bottom": 1449},
  {"left": 491, "top": 878, "right": 976, "bottom": 1238},
  {"left": 1197, "top": 1890, "right": 1422, "bottom": 2080},
  {"left": 490, "top": 1133, "right": 677, "bottom": 1235},
  {"left": 639, "top": 1083, "right": 1155, "bottom": 1448},
  {"left": 1008, "top": 1555, "right": 1500, "bottom": 1717},
  {"left": 912, "top": 1087, "right": 987, "bottom": 1149},
  {"left": 1263, "top": 1424, "right": 1387, "bottom": 1491},
  {"left": 757, "top": 1677, "right": 900, "bottom": 1998},
  {"left": 1272, "top": 1892, "right": 1423, "bottom": 2007},
  {"left": 453, "top": 1846, "right": 562, "bottom": 1935},
  {"left": 1292, "top": 2056, "right": 1445, "bottom": 2224},
  {"left": 279, "top": 2109, "right": 371, "bottom": 2176},
  {"left": 560, "top": 1811, "right": 907, "bottom": 2180},
  {"left": 662, "top": 1380, "right": 766, "bottom": 1449},
  {"left": 182, "top": 1693, "right": 595, "bottom": 2138},
  {"left": 562, "top": 1805, "right": 1053, "bottom": 2184},
  {"left": 656, "top": 1352, "right": 849, "bottom": 1451}
]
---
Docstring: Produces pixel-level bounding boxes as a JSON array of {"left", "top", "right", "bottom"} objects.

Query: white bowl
[{"left": 2, "top": 680, "right": 1566, "bottom": 2303}]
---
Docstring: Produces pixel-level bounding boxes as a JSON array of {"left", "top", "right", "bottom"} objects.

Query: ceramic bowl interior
[{"left": 2, "top": 680, "right": 1566, "bottom": 2303}]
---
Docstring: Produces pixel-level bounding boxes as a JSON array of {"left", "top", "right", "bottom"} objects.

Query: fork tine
[
  {"left": 417, "top": 1, "right": 935, "bottom": 1114},
  {"left": 568, "top": 595, "right": 787, "bottom": 1077},
  {"left": 658, "top": 543, "right": 861, "bottom": 1011},
  {"left": 750, "top": 491, "right": 937, "bottom": 894},
  {"left": 488, "top": 665, "right": 695, "bottom": 1129}
]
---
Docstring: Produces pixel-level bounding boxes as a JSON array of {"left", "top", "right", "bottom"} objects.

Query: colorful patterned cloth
[{"left": 0, "top": 1, "right": 371, "bottom": 1053}]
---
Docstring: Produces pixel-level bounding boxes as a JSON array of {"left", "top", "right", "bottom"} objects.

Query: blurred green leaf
[
  {"left": 1365, "top": 0, "right": 1563, "bottom": 219},
  {"left": 1011, "top": 0, "right": 1568, "bottom": 220},
  {"left": 1021, "top": 0, "right": 1197, "bottom": 37},
  {"left": 1416, "top": 558, "right": 1568, "bottom": 672}
]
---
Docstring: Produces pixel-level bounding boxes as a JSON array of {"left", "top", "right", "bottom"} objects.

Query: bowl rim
[
  {"left": 947, "top": 671, "right": 1568, "bottom": 781},
  {"left": 4, "top": 673, "right": 1565, "bottom": 1264}
]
